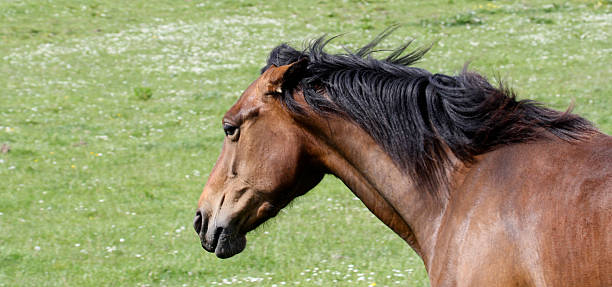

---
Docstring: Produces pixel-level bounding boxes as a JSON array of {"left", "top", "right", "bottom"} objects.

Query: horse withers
[{"left": 194, "top": 31, "right": 611, "bottom": 286}]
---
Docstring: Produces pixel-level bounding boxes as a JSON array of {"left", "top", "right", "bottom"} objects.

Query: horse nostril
[{"left": 194, "top": 210, "right": 203, "bottom": 235}]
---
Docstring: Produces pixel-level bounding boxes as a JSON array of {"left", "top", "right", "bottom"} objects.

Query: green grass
[{"left": 0, "top": 0, "right": 610, "bottom": 286}]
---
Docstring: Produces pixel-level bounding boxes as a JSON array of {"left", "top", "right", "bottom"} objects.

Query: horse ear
[{"left": 266, "top": 57, "right": 308, "bottom": 94}]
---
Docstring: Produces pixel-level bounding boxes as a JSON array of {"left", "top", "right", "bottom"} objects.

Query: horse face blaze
[{"left": 194, "top": 64, "right": 324, "bottom": 258}]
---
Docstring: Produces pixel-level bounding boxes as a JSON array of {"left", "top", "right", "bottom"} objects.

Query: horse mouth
[{"left": 200, "top": 227, "right": 247, "bottom": 259}]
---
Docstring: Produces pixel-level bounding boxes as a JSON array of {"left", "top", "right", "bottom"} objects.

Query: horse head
[{"left": 194, "top": 60, "right": 324, "bottom": 258}]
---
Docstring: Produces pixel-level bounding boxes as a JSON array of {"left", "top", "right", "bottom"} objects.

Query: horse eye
[{"left": 223, "top": 123, "right": 238, "bottom": 137}]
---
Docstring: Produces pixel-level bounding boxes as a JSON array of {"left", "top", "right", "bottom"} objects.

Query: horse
[{"left": 193, "top": 30, "right": 611, "bottom": 286}]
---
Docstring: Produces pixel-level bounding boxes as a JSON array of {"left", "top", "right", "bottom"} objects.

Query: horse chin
[{"left": 214, "top": 232, "right": 247, "bottom": 259}]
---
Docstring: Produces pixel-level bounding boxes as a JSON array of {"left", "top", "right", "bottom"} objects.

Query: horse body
[
  {"left": 194, "top": 31, "right": 611, "bottom": 286},
  {"left": 429, "top": 136, "right": 612, "bottom": 286},
  {"left": 299, "top": 103, "right": 611, "bottom": 286}
]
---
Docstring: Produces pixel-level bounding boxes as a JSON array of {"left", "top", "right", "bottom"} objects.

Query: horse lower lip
[{"left": 214, "top": 232, "right": 247, "bottom": 259}]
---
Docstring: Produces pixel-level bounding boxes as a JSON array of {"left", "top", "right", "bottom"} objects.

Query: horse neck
[{"left": 303, "top": 114, "right": 448, "bottom": 267}]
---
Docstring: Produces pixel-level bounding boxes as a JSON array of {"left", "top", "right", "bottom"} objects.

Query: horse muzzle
[{"left": 194, "top": 209, "right": 247, "bottom": 258}]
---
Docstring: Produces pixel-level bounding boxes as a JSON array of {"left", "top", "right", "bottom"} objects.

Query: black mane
[{"left": 263, "top": 29, "right": 595, "bottom": 197}]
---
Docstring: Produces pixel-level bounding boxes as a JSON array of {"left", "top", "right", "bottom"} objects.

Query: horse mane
[{"left": 262, "top": 28, "right": 596, "bottom": 197}]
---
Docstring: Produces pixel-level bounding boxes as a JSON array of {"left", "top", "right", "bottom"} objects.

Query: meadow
[{"left": 0, "top": 0, "right": 610, "bottom": 286}]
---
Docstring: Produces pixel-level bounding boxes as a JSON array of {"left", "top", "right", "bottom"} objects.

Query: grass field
[{"left": 0, "top": 0, "right": 610, "bottom": 286}]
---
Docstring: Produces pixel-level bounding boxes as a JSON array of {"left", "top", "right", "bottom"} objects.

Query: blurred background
[{"left": 1, "top": 0, "right": 610, "bottom": 286}]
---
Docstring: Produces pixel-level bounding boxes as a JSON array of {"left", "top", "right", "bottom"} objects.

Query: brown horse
[{"left": 194, "top": 32, "right": 611, "bottom": 286}]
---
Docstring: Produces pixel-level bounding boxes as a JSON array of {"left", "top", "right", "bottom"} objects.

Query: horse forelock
[{"left": 261, "top": 30, "right": 596, "bottom": 198}]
